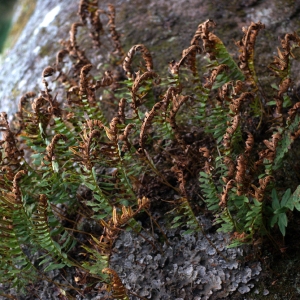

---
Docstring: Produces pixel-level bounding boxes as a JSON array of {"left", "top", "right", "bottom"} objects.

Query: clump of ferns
[
  {"left": 3, "top": 0, "right": 300, "bottom": 297},
  {"left": 195, "top": 22, "right": 300, "bottom": 247}
]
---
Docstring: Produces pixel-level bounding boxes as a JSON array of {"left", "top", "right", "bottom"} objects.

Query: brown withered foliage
[
  {"left": 0, "top": 112, "right": 23, "bottom": 168},
  {"left": 131, "top": 71, "right": 160, "bottom": 109},
  {"left": 235, "top": 22, "right": 265, "bottom": 85},
  {"left": 223, "top": 115, "right": 240, "bottom": 149},
  {"left": 139, "top": 101, "right": 163, "bottom": 151},
  {"left": 190, "top": 19, "right": 217, "bottom": 60},
  {"left": 119, "top": 123, "right": 135, "bottom": 152},
  {"left": 235, "top": 154, "right": 246, "bottom": 196},
  {"left": 107, "top": 4, "right": 124, "bottom": 56},
  {"left": 169, "top": 45, "right": 202, "bottom": 76},
  {"left": 12, "top": 170, "right": 26, "bottom": 204},
  {"left": 219, "top": 179, "right": 234, "bottom": 207},
  {"left": 102, "top": 268, "right": 129, "bottom": 299},
  {"left": 44, "top": 134, "right": 67, "bottom": 163},
  {"left": 123, "top": 44, "right": 153, "bottom": 79},
  {"left": 204, "top": 64, "right": 229, "bottom": 89},
  {"left": 251, "top": 175, "right": 273, "bottom": 202},
  {"left": 169, "top": 95, "right": 191, "bottom": 146},
  {"left": 269, "top": 32, "right": 300, "bottom": 77},
  {"left": 229, "top": 92, "right": 253, "bottom": 113}
]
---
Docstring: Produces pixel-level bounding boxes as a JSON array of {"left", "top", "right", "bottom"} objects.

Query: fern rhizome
[{"left": 1, "top": 0, "right": 300, "bottom": 298}]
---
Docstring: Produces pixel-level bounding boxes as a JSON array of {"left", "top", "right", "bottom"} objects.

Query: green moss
[{"left": 3, "top": 0, "right": 36, "bottom": 51}]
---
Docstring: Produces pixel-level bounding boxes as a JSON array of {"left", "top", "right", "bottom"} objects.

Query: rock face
[
  {"left": 110, "top": 217, "right": 262, "bottom": 299},
  {"left": 0, "top": 0, "right": 78, "bottom": 115},
  {"left": 1, "top": 0, "right": 300, "bottom": 116}
]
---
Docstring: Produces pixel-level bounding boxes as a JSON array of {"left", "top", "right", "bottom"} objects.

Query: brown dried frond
[
  {"left": 168, "top": 60, "right": 180, "bottom": 75},
  {"left": 169, "top": 95, "right": 190, "bottom": 145},
  {"left": 233, "top": 80, "right": 245, "bottom": 95},
  {"left": 70, "top": 22, "right": 84, "bottom": 49},
  {"left": 17, "top": 91, "right": 36, "bottom": 124},
  {"left": 0, "top": 112, "right": 23, "bottom": 165},
  {"left": 231, "top": 231, "right": 248, "bottom": 242},
  {"left": 90, "top": 9, "right": 104, "bottom": 48},
  {"left": 229, "top": 92, "right": 253, "bottom": 113},
  {"left": 235, "top": 22, "right": 265, "bottom": 83},
  {"left": 219, "top": 179, "right": 234, "bottom": 207},
  {"left": 191, "top": 19, "right": 231, "bottom": 62},
  {"left": 170, "top": 45, "right": 202, "bottom": 75},
  {"left": 99, "top": 197, "right": 150, "bottom": 252},
  {"left": 78, "top": 0, "right": 89, "bottom": 25},
  {"left": 251, "top": 175, "right": 272, "bottom": 202},
  {"left": 291, "top": 127, "right": 300, "bottom": 140},
  {"left": 112, "top": 197, "right": 149, "bottom": 228},
  {"left": 288, "top": 101, "right": 300, "bottom": 122},
  {"left": 261, "top": 132, "right": 281, "bottom": 162},
  {"left": 107, "top": 4, "right": 124, "bottom": 56},
  {"left": 171, "top": 165, "right": 186, "bottom": 196},
  {"left": 92, "top": 70, "right": 114, "bottom": 90},
  {"left": 86, "top": 119, "right": 104, "bottom": 130},
  {"left": 199, "top": 146, "right": 210, "bottom": 159},
  {"left": 269, "top": 32, "right": 300, "bottom": 77},
  {"left": 102, "top": 268, "right": 129, "bottom": 299},
  {"left": 117, "top": 98, "right": 126, "bottom": 124},
  {"left": 235, "top": 154, "right": 246, "bottom": 195},
  {"left": 217, "top": 81, "right": 233, "bottom": 102},
  {"left": 12, "top": 170, "right": 26, "bottom": 203},
  {"left": 79, "top": 64, "right": 93, "bottom": 99},
  {"left": 139, "top": 101, "right": 163, "bottom": 151},
  {"left": 55, "top": 49, "right": 69, "bottom": 72},
  {"left": 42, "top": 66, "right": 55, "bottom": 78},
  {"left": 244, "top": 131, "right": 254, "bottom": 156},
  {"left": 67, "top": 86, "right": 81, "bottom": 105},
  {"left": 200, "top": 147, "right": 213, "bottom": 174},
  {"left": 226, "top": 114, "right": 240, "bottom": 136},
  {"left": 79, "top": 128, "right": 102, "bottom": 169},
  {"left": 104, "top": 117, "right": 119, "bottom": 142},
  {"left": 123, "top": 44, "right": 153, "bottom": 79},
  {"left": 257, "top": 148, "right": 274, "bottom": 162},
  {"left": 224, "top": 156, "right": 235, "bottom": 179},
  {"left": 191, "top": 19, "right": 216, "bottom": 51},
  {"left": 2, "top": 166, "right": 15, "bottom": 181},
  {"left": 131, "top": 71, "right": 160, "bottom": 109},
  {"left": 161, "top": 86, "right": 182, "bottom": 112},
  {"left": 204, "top": 64, "right": 229, "bottom": 89},
  {"left": 223, "top": 115, "right": 240, "bottom": 149},
  {"left": 44, "top": 134, "right": 67, "bottom": 162},
  {"left": 273, "top": 77, "right": 292, "bottom": 117},
  {"left": 119, "top": 123, "right": 135, "bottom": 151},
  {"left": 31, "top": 95, "right": 46, "bottom": 115}
]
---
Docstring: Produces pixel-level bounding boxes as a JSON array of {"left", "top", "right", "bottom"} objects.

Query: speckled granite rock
[
  {"left": 1, "top": 0, "right": 300, "bottom": 117},
  {"left": 109, "top": 216, "right": 262, "bottom": 300}
]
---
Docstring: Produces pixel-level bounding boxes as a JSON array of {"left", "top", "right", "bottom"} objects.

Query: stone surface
[{"left": 1, "top": 0, "right": 300, "bottom": 117}]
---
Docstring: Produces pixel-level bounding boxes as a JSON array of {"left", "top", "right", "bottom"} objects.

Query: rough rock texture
[
  {"left": 0, "top": 0, "right": 78, "bottom": 115},
  {"left": 1, "top": 0, "right": 300, "bottom": 116},
  {"left": 110, "top": 217, "right": 262, "bottom": 300}
]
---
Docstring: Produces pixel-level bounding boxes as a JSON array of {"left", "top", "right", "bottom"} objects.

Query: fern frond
[{"left": 103, "top": 268, "right": 129, "bottom": 300}]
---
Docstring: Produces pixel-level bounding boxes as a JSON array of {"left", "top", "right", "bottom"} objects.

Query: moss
[{"left": 3, "top": 0, "right": 36, "bottom": 51}]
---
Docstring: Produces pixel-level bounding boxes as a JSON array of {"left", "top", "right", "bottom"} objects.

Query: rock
[{"left": 1, "top": 0, "right": 300, "bottom": 117}]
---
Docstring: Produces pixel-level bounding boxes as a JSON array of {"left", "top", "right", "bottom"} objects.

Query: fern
[{"left": 199, "top": 171, "right": 220, "bottom": 211}]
